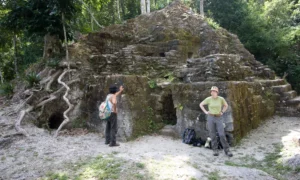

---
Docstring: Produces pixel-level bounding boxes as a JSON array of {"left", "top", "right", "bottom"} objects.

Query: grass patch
[
  {"left": 224, "top": 144, "right": 298, "bottom": 180},
  {"left": 134, "top": 173, "right": 144, "bottom": 179},
  {"left": 74, "top": 155, "right": 123, "bottom": 180},
  {"left": 207, "top": 170, "right": 221, "bottom": 180},
  {"left": 136, "top": 162, "right": 145, "bottom": 169},
  {"left": 42, "top": 154, "right": 152, "bottom": 180},
  {"left": 44, "top": 172, "right": 69, "bottom": 180}
]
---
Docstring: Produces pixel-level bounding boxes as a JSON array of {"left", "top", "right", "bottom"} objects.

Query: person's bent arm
[
  {"left": 200, "top": 102, "right": 209, "bottom": 115},
  {"left": 115, "top": 86, "right": 124, "bottom": 97},
  {"left": 221, "top": 101, "right": 228, "bottom": 115}
]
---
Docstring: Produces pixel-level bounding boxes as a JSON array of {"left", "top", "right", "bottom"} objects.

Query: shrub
[
  {"left": 25, "top": 72, "right": 41, "bottom": 88},
  {"left": 0, "top": 82, "right": 14, "bottom": 97}
]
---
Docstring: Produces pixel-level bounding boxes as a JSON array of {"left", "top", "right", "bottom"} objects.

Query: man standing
[{"left": 105, "top": 85, "right": 124, "bottom": 147}]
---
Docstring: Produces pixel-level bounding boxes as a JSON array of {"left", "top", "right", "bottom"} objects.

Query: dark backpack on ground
[
  {"left": 192, "top": 138, "right": 206, "bottom": 147},
  {"left": 182, "top": 128, "right": 196, "bottom": 144}
]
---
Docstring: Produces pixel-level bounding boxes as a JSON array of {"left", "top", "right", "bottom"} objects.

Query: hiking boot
[
  {"left": 213, "top": 150, "right": 219, "bottom": 156},
  {"left": 109, "top": 143, "right": 120, "bottom": 147},
  {"left": 225, "top": 150, "right": 233, "bottom": 157}
]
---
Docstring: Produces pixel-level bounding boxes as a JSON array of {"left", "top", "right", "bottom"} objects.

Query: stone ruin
[{"left": 21, "top": 1, "right": 300, "bottom": 144}]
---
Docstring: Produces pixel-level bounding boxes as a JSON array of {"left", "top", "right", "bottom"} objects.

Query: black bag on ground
[
  {"left": 192, "top": 138, "right": 206, "bottom": 147},
  {"left": 182, "top": 128, "right": 196, "bottom": 144}
]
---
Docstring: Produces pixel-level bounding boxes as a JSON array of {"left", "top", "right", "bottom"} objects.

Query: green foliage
[
  {"left": 44, "top": 172, "right": 69, "bottom": 180},
  {"left": 204, "top": 0, "right": 300, "bottom": 93},
  {"left": 0, "top": 82, "right": 14, "bottom": 97},
  {"left": 74, "top": 155, "right": 122, "bottom": 179},
  {"left": 25, "top": 72, "right": 41, "bottom": 88},
  {"left": 136, "top": 162, "right": 145, "bottom": 169},
  {"left": 0, "top": 0, "right": 80, "bottom": 40},
  {"left": 148, "top": 79, "right": 157, "bottom": 89},
  {"left": 163, "top": 72, "right": 175, "bottom": 82},
  {"left": 207, "top": 170, "right": 221, "bottom": 180},
  {"left": 176, "top": 103, "right": 184, "bottom": 111},
  {"left": 47, "top": 58, "right": 61, "bottom": 69},
  {"left": 205, "top": 17, "right": 220, "bottom": 29}
]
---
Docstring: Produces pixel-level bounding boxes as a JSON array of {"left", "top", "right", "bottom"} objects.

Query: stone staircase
[{"left": 271, "top": 83, "right": 300, "bottom": 116}]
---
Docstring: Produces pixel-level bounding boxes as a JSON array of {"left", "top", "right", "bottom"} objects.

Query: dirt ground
[{"left": 1, "top": 102, "right": 300, "bottom": 180}]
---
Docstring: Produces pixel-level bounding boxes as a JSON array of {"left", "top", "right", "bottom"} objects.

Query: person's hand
[
  {"left": 119, "top": 85, "right": 124, "bottom": 91},
  {"left": 205, "top": 111, "right": 210, "bottom": 115}
]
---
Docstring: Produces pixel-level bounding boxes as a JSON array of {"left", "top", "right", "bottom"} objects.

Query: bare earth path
[{"left": 1, "top": 103, "right": 300, "bottom": 180}]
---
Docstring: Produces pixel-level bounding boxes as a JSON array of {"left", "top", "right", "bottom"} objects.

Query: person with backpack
[
  {"left": 104, "top": 85, "right": 124, "bottom": 147},
  {"left": 199, "top": 86, "right": 233, "bottom": 157}
]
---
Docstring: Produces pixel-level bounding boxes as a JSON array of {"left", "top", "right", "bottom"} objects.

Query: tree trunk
[
  {"left": 43, "top": 33, "right": 62, "bottom": 59},
  {"left": 13, "top": 34, "right": 19, "bottom": 78},
  {"left": 78, "top": 0, "right": 103, "bottom": 28},
  {"left": 109, "top": 0, "right": 115, "bottom": 24},
  {"left": 146, "top": 0, "right": 150, "bottom": 13},
  {"left": 62, "top": 13, "right": 70, "bottom": 72},
  {"left": 0, "top": 69, "right": 4, "bottom": 84},
  {"left": 117, "top": 0, "right": 121, "bottom": 20},
  {"left": 90, "top": 4, "right": 94, "bottom": 31},
  {"left": 200, "top": 0, "right": 204, "bottom": 16},
  {"left": 120, "top": 0, "right": 125, "bottom": 20},
  {"left": 141, "top": 0, "right": 146, "bottom": 14}
]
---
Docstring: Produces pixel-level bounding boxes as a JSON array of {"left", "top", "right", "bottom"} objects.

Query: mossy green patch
[{"left": 228, "top": 81, "right": 276, "bottom": 144}]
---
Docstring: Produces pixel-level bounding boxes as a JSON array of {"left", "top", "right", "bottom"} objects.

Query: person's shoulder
[
  {"left": 203, "top": 96, "right": 212, "bottom": 102},
  {"left": 218, "top": 96, "right": 225, "bottom": 99},
  {"left": 205, "top": 96, "right": 212, "bottom": 100},
  {"left": 218, "top": 96, "right": 226, "bottom": 101}
]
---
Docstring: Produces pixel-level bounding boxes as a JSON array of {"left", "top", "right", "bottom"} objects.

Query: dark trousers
[
  {"left": 105, "top": 113, "right": 118, "bottom": 145},
  {"left": 207, "top": 115, "right": 230, "bottom": 151}
]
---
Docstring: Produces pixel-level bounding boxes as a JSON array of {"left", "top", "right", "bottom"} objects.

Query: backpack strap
[{"left": 105, "top": 95, "right": 111, "bottom": 112}]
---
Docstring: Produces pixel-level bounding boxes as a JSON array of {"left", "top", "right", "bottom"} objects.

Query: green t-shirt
[{"left": 201, "top": 96, "right": 226, "bottom": 114}]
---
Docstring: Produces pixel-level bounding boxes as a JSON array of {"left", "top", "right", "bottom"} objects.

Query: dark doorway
[
  {"left": 161, "top": 94, "right": 177, "bottom": 125},
  {"left": 159, "top": 52, "right": 166, "bottom": 57},
  {"left": 48, "top": 112, "right": 64, "bottom": 129},
  {"left": 188, "top": 52, "right": 193, "bottom": 58}
]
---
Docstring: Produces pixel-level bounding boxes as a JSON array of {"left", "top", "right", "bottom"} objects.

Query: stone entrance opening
[
  {"left": 188, "top": 52, "right": 193, "bottom": 58},
  {"left": 48, "top": 112, "right": 64, "bottom": 129},
  {"left": 161, "top": 93, "right": 177, "bottom": 125},
  {"left": 159, "top": 52, "right": 166, "bottom": 57}
]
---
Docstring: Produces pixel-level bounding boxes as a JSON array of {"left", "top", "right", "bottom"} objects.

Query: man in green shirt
[{"left": 200, "top": 86, "right": 233, "bottom": 157}]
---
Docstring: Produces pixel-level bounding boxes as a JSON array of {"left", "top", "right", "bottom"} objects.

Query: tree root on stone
[
  {"left": 54, "top": 69, "right": 76, "bottom": 137},
  {"left": 15, "top": 69, "right": 79, "bottom": 137},
  {"left": 45, "top": 70, "right": 62, "bottom": 92}
]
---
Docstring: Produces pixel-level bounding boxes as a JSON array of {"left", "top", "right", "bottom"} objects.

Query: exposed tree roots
[
  {"left": 54, "top": 69, "right": 76, "bottom": 137},
  {"left": 15, "top": 68, "right": 79, "bottom": 137}
]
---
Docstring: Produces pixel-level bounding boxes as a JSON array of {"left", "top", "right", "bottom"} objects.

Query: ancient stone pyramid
[{"left": 32, "top": 1, "right": 300, "bottom": 143}]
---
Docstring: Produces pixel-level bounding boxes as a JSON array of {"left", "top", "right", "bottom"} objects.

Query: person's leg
[
  {"left": 207, "top": 115, "right": 218, "bottom": 155},
  {"left": 105, "top": 118, "right": 111, "bottom": 144},
  {"left": 110, "top": 113, "right": 119, "bottom": 146},
  {"left": 216, "top": 119, "right": 232, "bottom": 156}
]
